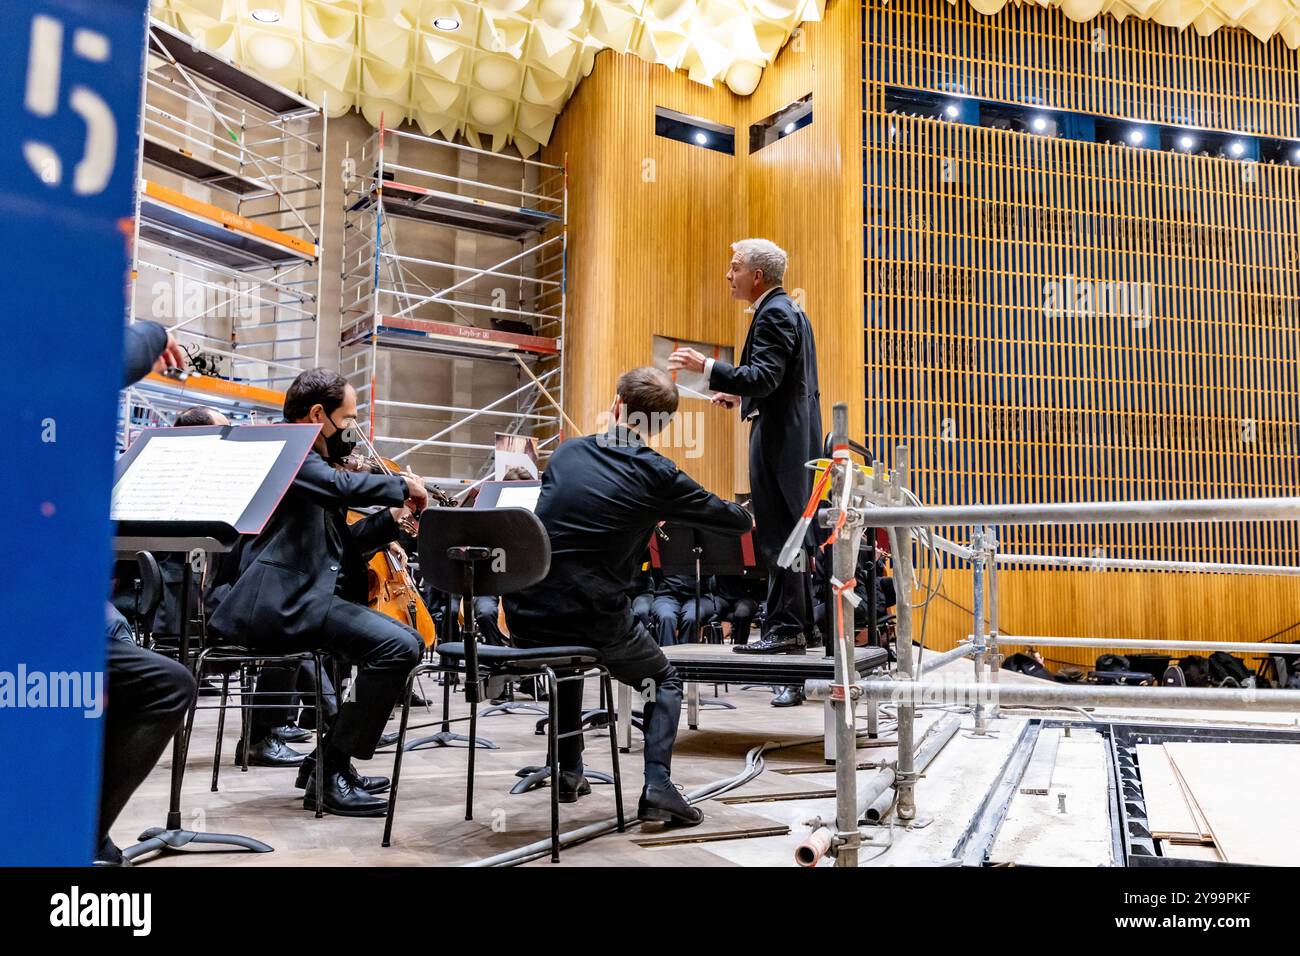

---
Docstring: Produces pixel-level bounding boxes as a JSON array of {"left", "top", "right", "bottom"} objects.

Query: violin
[{"left": 339, "top": 439, "right": 445, "bottom": 648}]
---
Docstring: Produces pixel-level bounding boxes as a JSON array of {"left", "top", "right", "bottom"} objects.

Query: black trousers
[
  {"left": 513, "top": 622, "right": 681, "bottom": 789},
  {"left": 100, "top": 638, "right": 196, "bottom": 841},
  {"left": 243, "top": 597, "right": 420, "bottom": 761},
  {"left": 247, "top": 659, "right": 339, "bottom": 741},
  {"left": 749, "top": 418, "right": 814, "bottom": 641},
  {"left": 678, "top": 595, "right": 725, "bottom": 643},
  {"left": 649, "top": 594, "right": 683, "bottom": 646},
  {"left": 630, "top": 591, "right": 654, "bottom": 630},
  {"left": 726, "top": 597, "right": 758, "bottom": 645}
]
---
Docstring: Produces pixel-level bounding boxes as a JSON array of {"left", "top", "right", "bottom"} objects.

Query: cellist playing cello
[{"left": 209, "top": 368, "right": 429, "bottom": 818}]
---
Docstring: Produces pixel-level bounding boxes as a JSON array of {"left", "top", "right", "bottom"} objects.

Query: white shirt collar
[{"left": 746, "top": 285, "right": 781, "bottom": 313}]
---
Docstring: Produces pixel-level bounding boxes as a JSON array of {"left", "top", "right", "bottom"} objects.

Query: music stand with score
[{"left": 110, "top": 423, "right": 319, "bottom": 864}]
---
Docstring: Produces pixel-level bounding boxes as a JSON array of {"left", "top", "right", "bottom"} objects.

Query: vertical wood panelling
[{"left": 868, "top": 0, "right": 1300, "bottom": 666}]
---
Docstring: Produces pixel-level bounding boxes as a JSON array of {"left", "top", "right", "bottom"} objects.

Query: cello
[{"left": 340, "top": 437, "right": 449, "bottom": 648}]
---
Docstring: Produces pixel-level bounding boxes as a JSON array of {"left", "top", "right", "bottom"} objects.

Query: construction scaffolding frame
[
  {"left": 339, "top": 120, "right": 566, "bottom": 490},
  {"left": 124, "top": 17, "right": 325, "bottom": 445},
  {"left": 791, "top": 408, "right": 1300, "bottom": 866}
]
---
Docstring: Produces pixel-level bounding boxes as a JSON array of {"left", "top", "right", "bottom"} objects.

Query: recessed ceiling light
[
  {"left": 783, "top": 121, "right": 796, "bottom": 134},
  {"left": 945, "top": 103, "right": 960, "bottom": 118},
  {"left": 1031, "top": 115, "right": 1048, "bottom": 133},
  {"left": 694, "top": 132, "right": 708, "bottom": 145},
  {"left": 432, "top": 16, "right": 460, "bottom": 31},
  {"left": 1229, "top": 140, "right": 1246, "bottom": 156},
  {"left": 1128, "top": 129, "right": 1145, "bottom": 145},
  {"left": 1178, "top": 134, "right": 1196, "bottom": 150},
  {"left": 250, "top": 8, "right": 280, "bottom": 23}
]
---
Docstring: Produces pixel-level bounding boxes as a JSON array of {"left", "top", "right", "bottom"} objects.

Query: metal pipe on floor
[
  {"left": 983, "top": 634, "right": 1300, "bottom": 656},
  {"left": 804, "top": 679, "right": 1300, "bottom": 713},
  {"left": 863, "top": 715, "right": 962, "bottom": 823}
]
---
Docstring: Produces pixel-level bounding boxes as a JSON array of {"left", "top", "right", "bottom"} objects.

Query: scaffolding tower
[
  {"left": 125, "top": 17, "right": 325, "bottom": 443},
  {"left": 340, "top": 122, "right": 566, "bottom": 490}
]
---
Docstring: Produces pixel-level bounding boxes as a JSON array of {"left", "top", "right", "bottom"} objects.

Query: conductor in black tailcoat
[{"left": 669, "top": 239, "right": 822, "bottom": 655}]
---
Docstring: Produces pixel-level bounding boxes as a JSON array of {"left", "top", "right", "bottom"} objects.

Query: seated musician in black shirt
[
  {"left": 505, "top": 367, "right": 751, "bottom": 826},
  {"left": 208, "top": 369, "right": 429, "bottom": 817}
]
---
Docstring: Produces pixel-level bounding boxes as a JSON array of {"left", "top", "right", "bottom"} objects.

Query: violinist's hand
[
  {"left": 388, "top": 541, "right": 409, "bottom": 568},
  {"left": 711, "top": 392, "right": 740, "bottom": 409},
  {"left": 667, "top": 347, "right": 707, "bottom": 374},
  {"left": 152, "top": 331, "right": 187, "bottom": 375},
  {"left": 403, "top": 473, "right": 429, "bottom": 512}
]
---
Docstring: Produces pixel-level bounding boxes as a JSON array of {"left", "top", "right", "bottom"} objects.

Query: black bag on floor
[
  {"left": 1002, "top": 652, "right": 1053, "bottom": 681},
  {"left": 1208, "top": 651, "right": 1253, "bottom": 687},
  {"left": 1178, "top": 654, "right": 1210, "bottom": 687}
]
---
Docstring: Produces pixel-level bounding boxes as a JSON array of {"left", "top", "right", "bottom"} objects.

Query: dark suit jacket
[
  {"left": 707, "top": 288, "right": 822, "bottom": 558},
  {"left": 123, "top": 321, "right": 168, "bottom": 387},
  {"left": 504, "top": 426, "right": 751, "bottom": 646},
  {"left": 208, "top": 451, "right": 407, "bottom": 644}
]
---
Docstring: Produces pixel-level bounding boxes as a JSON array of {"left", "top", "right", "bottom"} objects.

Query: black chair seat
[{"left": 435, "top": 642, "right": 602, "bottom": 669}]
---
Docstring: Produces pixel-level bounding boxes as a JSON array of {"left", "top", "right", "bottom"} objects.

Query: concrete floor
[{"left": 112, "top": 657, "right": 1300, "bottom": 867}]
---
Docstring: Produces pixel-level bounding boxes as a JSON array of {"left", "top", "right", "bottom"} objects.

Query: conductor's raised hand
[
  {"left": 667, "top": 347, "right": 707, "bottom": 374},
  {"left": 152, "top": 331, "right": 187, "bottom": 375}
]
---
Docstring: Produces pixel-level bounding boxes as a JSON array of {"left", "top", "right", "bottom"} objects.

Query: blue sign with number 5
[{"left": 0, "top": 0, "right": 147, "bottom": 864}]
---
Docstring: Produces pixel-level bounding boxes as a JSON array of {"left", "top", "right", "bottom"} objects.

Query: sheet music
[
  {"left": 495, "top": 485, "right": 541, "bottom": 512},
  {"left": 112, "top": 434, "right": 286, "bottom": 524}
]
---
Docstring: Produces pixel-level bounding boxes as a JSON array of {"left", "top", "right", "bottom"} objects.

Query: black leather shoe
[
  {"left": 771, "top": 686, "right": 804, "bottom": 707},
  {"left": 271, "top": 723, "right": 313, "bottom": 743},
  {"left": 733, "top": 635, "right": 807, "bottom": 655},
  {"left": 295, "top": 754, "right": 390, "bottom": 794},
  {"left": 93, "top": 836, "right": 122, "bottom": 866},
  {"left": 302, "top": 770, "right": 389, "bottom": 817},
  {"left": 557, "top": 771, "right": 591, "bottom": 804},
  {"left": 235, "top": 735, "right": 307, "bottom": 767},
  {"left": 638, "top": 784, "right": 703, "bottom": 827},
  {"left": 376, "top": 731, "right": 400, "bottom": 749}
]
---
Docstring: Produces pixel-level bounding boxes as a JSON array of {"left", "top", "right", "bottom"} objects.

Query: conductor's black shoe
[
  {"left": 771, "top": 686, "right": 804, "bottom": 707},
  {"left": 733, "top": 635, "right": 807, "bottom": 655},
  {"left": 557, "top": 771, "right": 591, "bottom": 804},
  {"left": 235, "top": 735, "right": 307, "bottom": 767},
  {"left": 272, "top": 722, "right": 313, "bottom": 743},
  {"left": 302, "top": 771, "right": 389, "bottom": 817},
  {"left": 638, "top": 784, "right": 703, "bottom": 827},
  {"left": 296, "top": 754, "right": 390, "bottom": 794}
]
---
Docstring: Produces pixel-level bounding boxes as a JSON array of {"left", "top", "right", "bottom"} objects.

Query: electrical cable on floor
[{"left": 467, "top": 732, "right": 830, "bottom": 867}]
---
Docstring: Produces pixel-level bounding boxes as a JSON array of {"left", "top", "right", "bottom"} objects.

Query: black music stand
[
  {"left": 109, "top": 423, "right": 318, "bottom": 864},
  {"left": 655, "top": 524, "right": 759, "bottom": 717}
]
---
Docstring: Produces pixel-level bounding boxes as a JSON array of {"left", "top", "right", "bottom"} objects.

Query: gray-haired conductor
[{"left": 669, "top": 239, "right": 823, "bottom": 657}]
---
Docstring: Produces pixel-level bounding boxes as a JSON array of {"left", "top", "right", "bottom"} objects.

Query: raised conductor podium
[{"left": 111, "top": 423, "right": 319, "bottom": 864}]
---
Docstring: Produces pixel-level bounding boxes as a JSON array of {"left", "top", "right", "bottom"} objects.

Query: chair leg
[
  {"left": 383, "top": 666, "right": 425, "bottom": 847},
  {"left": 239, "top": 665, "right": 253, "bottom": 772},
  {"left": 544, "top": 667, "right": 561, "bottom": 863},
  {"left": 465, "top": 691, "right": 478, "bottom": 821},
  {"left": 441, "top": 674, "right": 453, "bottom": 734},
  {"left": 179, "top": 654, "right": 206, "bottom": 793},
  {"left": 211, "top": 670, "right": 231, "bottom": 792},
  {"left": 311, "top": 653, "right": 325, "bottom": 820},
  {"left": 602, "top": 671, "right": 625, "bottom": 833}
]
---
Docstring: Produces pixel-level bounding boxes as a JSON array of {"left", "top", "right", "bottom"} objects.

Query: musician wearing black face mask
[{"left": 209, "top": 368, "right": 430, "bottom": 817}]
